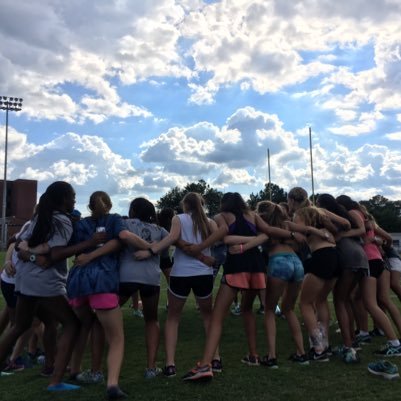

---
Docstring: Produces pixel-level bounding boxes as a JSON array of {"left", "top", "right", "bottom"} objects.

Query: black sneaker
[
  {"left": 311, "top": 349, "right": 330, "bottom": 362},
  {"left": 260, "top": 356, "right": 278, "bottom": 369},
  {"left": 163, "top": 365, "right": 176, "bottom": 378},
  {"left": 106, "top": 386, "right": 128, "bottom": 400},
  {"left": 369, "top": 328, "right": 385, "bottom": 337},
  {"left": 211, "top": 358, "right": 223, "bottom": 373},
  {"left": 240, "top": 354, "right": 260, "bottom": 366},
  {"left": 288, "top": 353, "right": 310, "bottom": 365}
]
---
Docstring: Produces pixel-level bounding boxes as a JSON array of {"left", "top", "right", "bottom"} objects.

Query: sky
[{"left": 1, "top": 0, "right": 401, "bottom": 216}]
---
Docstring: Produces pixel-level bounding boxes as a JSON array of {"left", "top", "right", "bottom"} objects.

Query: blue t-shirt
[{"left": 67, "top": 213, "right": 123, "bottom": 298}]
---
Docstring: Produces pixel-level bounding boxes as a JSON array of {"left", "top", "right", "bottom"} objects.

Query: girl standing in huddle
[
  {"left": 181, "top": 192, "right": 305, "bottom": 380},
  {"left": 0, "top": 181, "right": 81, "bottom": 391},
  {"left": 294, "top": 207, "right": 339, "bottom": 361},
  {"left": 65, "top": 191, "right": 126, "bottom": 399},
  {"left": 118, "top": 198, "right": 169, "bottom": 379},
  {"left": 145, "top": 192, "right": 220, "bottom": 377}
]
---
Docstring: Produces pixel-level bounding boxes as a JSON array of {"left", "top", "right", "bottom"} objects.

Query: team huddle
[{"left": 1, "top": 181, "right": 401, "bottom": 399}]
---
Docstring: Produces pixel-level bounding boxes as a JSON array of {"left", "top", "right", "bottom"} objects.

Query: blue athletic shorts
[{"left": 267, "top": 253, "right": 304, "bottom": 282}]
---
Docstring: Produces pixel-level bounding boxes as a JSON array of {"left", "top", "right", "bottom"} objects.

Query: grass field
[{"left": 2, "top": 259, "right": 401, "bottom": 400}]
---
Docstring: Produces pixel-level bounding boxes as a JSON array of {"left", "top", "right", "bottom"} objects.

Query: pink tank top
[{"left": 354, "top": 210, "right": 382, "bottom": 261}]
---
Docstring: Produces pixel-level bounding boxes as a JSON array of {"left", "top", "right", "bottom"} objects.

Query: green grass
[{"left": 2, "top": 256, "right": 401, "bottom": 400}]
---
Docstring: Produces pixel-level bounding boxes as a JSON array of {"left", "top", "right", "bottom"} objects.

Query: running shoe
[
  {"left": 241, "top": 354, "right": 260, "bottom": 366},
  {"left": 370, "top": 328, "right": 385, "bottom": 337},
  {"left": 211, "top": 358, "right": 223, "bottom": 373},
  {"left": 257, "top": 305, "right": 265, "bottom": 315},
  {"left": 368, "top": 360, "right": 399, "bottom": 380},
  {"left": 352, "top": 340, "right": 362, "bottom": 351},
  {"left": 163, "top": 365, "right": 176, "bottom": 378},
  {"left": 374, "top": 343, "right": 401, "bottom": 357},
  {"left": 144, "top": 367, "right": 162, "bottom": 379},
  {"left": 107, "top": 386, "right": 128, "bottom": 400},
  {"left": 355, "top": 333, "right": 372, "bottom": 344},
  {"left": 132, "top": 309, "right": 144, "bottom": 318},
  {"left": 332, "top": 344, "right": 346, "bottom": 356},
  {"left": 310, "top": 349, "right": 330, "bottom": 362},
  {"left": 342, "top": 347, "right": 360, "bottom": 364},
  {"left": 3, "top": 360, "right": 24, "bottom": 373},
  {"left": 40, "top": 366, "right": 55, "bottom": 377},
  {"left": 231, "top": 304, "right": 241, "bottom": 316},
  {"left": 76, "top": 369, "right": 104, "bottom": 384},
  {"left": 260, "top": 356, "right": 278, "bottom": 369},
  {"left": 288, "top": 353, "right": 310, "bottom": 365},
  {"left": 182, "top": 363, "right": 213, "bottom": 381}
]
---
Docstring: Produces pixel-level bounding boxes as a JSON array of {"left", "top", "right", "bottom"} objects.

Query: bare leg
[
  {"left": 199, "top": 284, "right": 237, "bottom": 366},
  {"left": 197, "top": 295, "right": 220, "bottom": 361},
  {"left": 241, "top": 290, "right": 258, "bottom": 357},
  {"left": 264, "top": 278, "right": 286, "bottom": 359},
  {"left": 281, "top": 281, "right": 304, "bottom": 355},
  {"left": 164, "top": 292, "right": 186, "bottom": 367},
  {"left": 141, "top": 291, "right": 160, "bottom": 369},
  {"left": 361, "top": 277, "right": 397, "bottom": 340},
  {"left": 333, "top": 271, "right": 359, "bottom": 348},
  {"left": 300, "top": 274, "right": 327, "bottom": 353},
  {"left": 69, "top": 305, "right": 96, "bottom": 375},
  {"left": 96, "top": 307, "right": 124, "bottom": 388},
  {"left": 377, "top": 270, "right": 401, "bottom": 337}
]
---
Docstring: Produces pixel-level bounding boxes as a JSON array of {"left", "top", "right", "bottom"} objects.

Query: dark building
[{"left": 0, "top": 179, "right": 37, "bottom": 242}]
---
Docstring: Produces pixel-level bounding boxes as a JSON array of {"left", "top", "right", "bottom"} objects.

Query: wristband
[{"left": 290, "top": 232, "right": 295, "bottom": 240}]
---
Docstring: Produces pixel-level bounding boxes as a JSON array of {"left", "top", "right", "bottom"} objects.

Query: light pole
[
  {"left": 309, "top": 126, "right": 315, "bottom": 205},
  {"left": 0, "top": 96, "right": 23, "bottom": 249}
]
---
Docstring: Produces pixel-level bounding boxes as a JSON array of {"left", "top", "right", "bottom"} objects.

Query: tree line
[{"left": 157, "top": 180, "right": 401, "bottom": 233}]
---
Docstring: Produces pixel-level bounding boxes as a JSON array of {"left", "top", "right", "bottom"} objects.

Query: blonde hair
[
  {"left": 89, "top": 191, "right": 112, "bottom": 217},
  {"left": 294, "top": 206, "right": 327, "bottom": 228},
  {"left": 182, "top": 192, "right": 211, "bottom": 241},
  {"left": 256, "top": 200, "right": 287, "bottom": 229}
]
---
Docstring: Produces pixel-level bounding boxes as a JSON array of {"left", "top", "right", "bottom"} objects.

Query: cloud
[{"left": 386, "top": 132, "right": 401, "bottom": 140}]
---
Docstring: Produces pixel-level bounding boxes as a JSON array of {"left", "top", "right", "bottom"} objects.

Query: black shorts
[
  {"left": 368, "top": 259, "right": 385, "bottom": 279},
  {"left": 119, "top": 282, "right": 160, "bottom": 299},
  {"left": 160, "top": 256, "right": 174, "bottom": 271},
  {"left": 169, "top": 275, "right": 213, "bottom": 299},
  {"left": 1, "top": 280, "right": 17, "bottom": 308},
  {"left": 304, "top": 247, "right": 340, "bottom": 280}
]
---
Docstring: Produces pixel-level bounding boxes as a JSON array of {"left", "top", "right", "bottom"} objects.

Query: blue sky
[{"left": 1, "top": 0, "right": 401, "bottom": 215}]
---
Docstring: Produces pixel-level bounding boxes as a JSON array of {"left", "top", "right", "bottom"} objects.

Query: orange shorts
[{"left": 222, "top": 272, "right": 266, "bottom": 290}]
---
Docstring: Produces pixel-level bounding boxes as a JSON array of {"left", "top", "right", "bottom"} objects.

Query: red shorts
[
  {"left": 222, "top": 272, "right": 266, "bottom": 290},
  {"left": 69, "top": 293, "right": 119, "bottom": 310}
]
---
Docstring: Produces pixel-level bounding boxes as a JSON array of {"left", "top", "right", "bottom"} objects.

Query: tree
[
  {"left": 157, "top": 179, "right": 223, "bottom": 217},
  {"left": 360, "top": 195, "right": 401, "bottom": 232},
  {"left": 247, "top": 183, "right": 288, "bottom": 210}
]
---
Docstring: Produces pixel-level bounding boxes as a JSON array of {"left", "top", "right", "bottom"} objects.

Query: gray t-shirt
[
  {"left": 119, "top": 218, "right": 168, "bottom": 286},
  {"left": 17, "top": 212, "right": 73, "bottom": 297}
]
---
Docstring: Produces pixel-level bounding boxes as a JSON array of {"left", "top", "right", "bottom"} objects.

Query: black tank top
[{"left": 223, "top": 213, "right": 266, "bottom": 275}]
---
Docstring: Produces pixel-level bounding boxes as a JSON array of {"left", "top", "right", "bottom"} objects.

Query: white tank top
[{"left": 170, "top": 213, "right": 213, "bottom": 277}]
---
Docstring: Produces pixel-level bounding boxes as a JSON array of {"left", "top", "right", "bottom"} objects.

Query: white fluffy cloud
[{"left": 1, "top": 0, "right": 401, "bottom": 209}]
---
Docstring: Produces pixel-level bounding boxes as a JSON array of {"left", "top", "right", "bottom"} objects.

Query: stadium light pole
[
  {"left": 309, "top": 126, "right": 315, "bottom": 205},
  {"left": 0, "top": 96, "right": 23, "bottom": 249}
]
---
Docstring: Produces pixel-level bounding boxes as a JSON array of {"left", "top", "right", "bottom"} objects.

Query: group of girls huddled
[{"left": 0, "top": 181, "right": 401, "bottom": 397}]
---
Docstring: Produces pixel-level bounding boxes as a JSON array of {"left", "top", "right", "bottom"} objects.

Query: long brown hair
[
  {"left": 182, "top": 192, "right": 211, "bottom": 241},
  {"left": 256, "top": 200, "right": 287, "bottom": 229}
]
